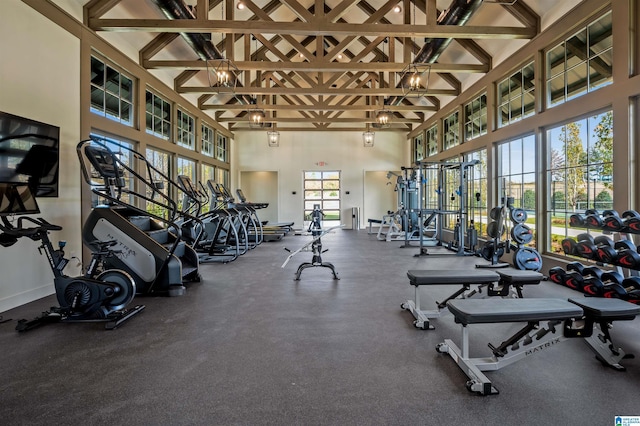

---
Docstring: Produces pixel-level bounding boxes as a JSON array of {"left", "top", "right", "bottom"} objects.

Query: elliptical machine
[{"left": 0, "top": 182, "right": 144, "bottom": 331}]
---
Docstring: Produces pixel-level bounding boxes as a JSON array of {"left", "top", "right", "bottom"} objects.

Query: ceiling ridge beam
[
  {"left": 88, "top": 19, "right": 537, "bottom": 39},
  {"left": 143, "top": 60, "right": 489, "bottom": 73},
  {"left": 178, "top": 86, "right": 459, "bottom": 96}
]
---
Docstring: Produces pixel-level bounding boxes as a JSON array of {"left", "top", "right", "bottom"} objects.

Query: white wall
[
  {"left": 240, "top": 171, "right": 279, "bottom": 223},
  {"left": 234, "top": 131, "right": 408, "bottom": 229},
  {"left": 0, "top": 0, "right": 81, "bottom": 312}
]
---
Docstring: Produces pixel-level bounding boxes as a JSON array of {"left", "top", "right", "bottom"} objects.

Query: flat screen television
[
  {"left": 0, "top": 182, "right": 40, "bottom": 215},
  {"left": 0, "top": 111, "right": 60, "bottom": 197}
]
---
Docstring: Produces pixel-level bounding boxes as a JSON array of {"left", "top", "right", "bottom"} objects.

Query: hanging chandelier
[
  {"left": 206, "top": 58, "right": 240, "bottom": 94},
  {"left": 400, "top": 63, "right": 431, "bottom": 98}
]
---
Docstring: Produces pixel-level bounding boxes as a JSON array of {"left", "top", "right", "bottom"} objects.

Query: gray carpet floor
[{"left": 1, "top": 229, "right": 640, "bottom": 425}]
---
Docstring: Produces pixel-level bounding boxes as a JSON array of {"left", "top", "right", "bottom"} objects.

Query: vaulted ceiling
[{"left": 81, "top": 0, "right": 580, "bottom": 132}]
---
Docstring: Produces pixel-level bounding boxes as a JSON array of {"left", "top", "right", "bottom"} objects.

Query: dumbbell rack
[{"left": 552, "top": 209, "right": 640, "bottom": 303}]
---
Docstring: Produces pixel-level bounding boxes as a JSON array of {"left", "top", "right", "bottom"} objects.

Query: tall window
[
  {"left": 464, "top": 93, "right": 487, "bottom": 141},
  {"left": 304, "top": 171, "right": 340, "bottom": 226},
  {"left": 465, "top": 149, "right": 488, "bottom": 236},
  {"left": 145, "top": 90, "right": 171, "bottom": 140},
  {"left": 201, "top": 164, "right": 215, "bottom": 213},
  {"left": 201, "top": 123, "right": 214, "bottom": 157},
  {"left": 426, "top": 125, "right": 438, "bottom": 157},
  {"left": 90, "top": 56, "right": 133, "bottom": 126},
  {"left": 413, "top": 133, "right": 424, "bottom": 163},
  {"left": 215, "top": 168, "right": 229, "bottom": 188},
  {"left": 176, "top": 157, "right": 196, "bottom": 181},
  {"left": 201, "top": 163, "right": 215, "bottom": 185},
  {"left": 498, "top": 62, "right": 535, "bottom": 128},
  {"left": 145, "top": 147, "right": 171, "bottom": 217},
  {"left": 176, "top": 109, "right": 195, "bottom": 150},
  {"left": 443, "top": 111, "right": 460, "bottom": 150},
  {"left": 546, "top": 11, "right": 612, "bottom": 108},
  {"left": 89, "top": 134, "right": 134, "bottom": 206},
  {"left": 216, "top": 133, "right": 228, "bottom": 162},
  {"left": 547, "top": 110, "right": 613, "bottom": 254},
  {"left": 440, "top": 157, "right": 461, "bottom": 229},
  {"left": 176, "top": 157, "right": 196, "bottom": 211},
  {"left": 497, "top": 135, "right": 536, "bottom": 247}
]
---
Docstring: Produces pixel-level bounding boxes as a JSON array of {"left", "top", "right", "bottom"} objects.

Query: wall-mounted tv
[{"left": 0, "top": 111, "right": 60, "bottom": 197}]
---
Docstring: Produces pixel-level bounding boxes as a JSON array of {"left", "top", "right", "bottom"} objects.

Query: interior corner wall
[
  {"left": 0, "top": 1, "right": 81, "bottom": 313},
  {"left": 233, "top": 131, "right": 408, "bottom": 228}
]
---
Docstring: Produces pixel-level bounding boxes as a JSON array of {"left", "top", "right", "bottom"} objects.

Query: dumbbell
[
  {"left": 548, "top": 267, "right": 568, "bottom": 285},
  {"left": 584, "top": 209, "right": 602, "bottom": 229},
  {"left": 569, "top": 213, "right": 585, "bottom": 228},
  {"left": 566, "top": 262, "right": 585, "bottom": 274},
  {"left": 626, "top": 290, "right": 640, "bottom": 304},
  {"left": 622, "top": 276, "right": 640, "bottom": 292},
  {"left": 561, "top": 238, "right": 577, "bottom": 256},
  {"left": 582, "top": 265, "right": 604, "bottom": 279},
  {"left": 615, "top": 240, "right": 640, "bottom": 269},
  {"left": 593, "top": 235, "right": 617, "bottom": 263},
  {"left": 567, "top": 263, "right": 604, "bottom": 295},
  {"left": 619, "top": 276, "right": 640, "bottom": 304},
  {"left": 602, "top": 210, "right": 627, "bottom": 232},
  {"left": 574, "top": 233, "right": 597, "bottom": 259},
  {"left": 582, "top": 276, "right": 605, "bottom": 296},
  {"left": 622, "top": 210, "right": 640, "bottom": 233},
  {"left": 601, "top": 271, "right": 628, "bottom": 299}
]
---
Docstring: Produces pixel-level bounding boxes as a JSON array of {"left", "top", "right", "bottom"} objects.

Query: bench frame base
[{"left": 436, "top": 316, "right": 633, "bottom": 396}]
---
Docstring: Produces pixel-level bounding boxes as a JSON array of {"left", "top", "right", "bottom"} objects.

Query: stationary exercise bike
[{"left": 0, "top": 183, "right": 144, "bottom": 331}]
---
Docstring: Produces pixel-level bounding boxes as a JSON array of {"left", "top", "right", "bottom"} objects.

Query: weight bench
[
  {"left": 436, "top": 297, "right": 640, "bottom": 396},
  {"left": 401, "top": 269, "right": 543, "bottom": 330},
  {"left": 367, "top": 218, "right": 382, "bottom": 234}
]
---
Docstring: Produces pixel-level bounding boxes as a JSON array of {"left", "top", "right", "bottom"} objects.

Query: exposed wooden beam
[
  {"left": 201, "top": 104, "right": 437, "bottom": 111},
  {"left": 88, "top": 19, "right": 537, "bottom": 39},
  {"left": 144, "top": 60, "right": 489, "bottom": 73},
  {"left": 178, "top": 86, "right": 459, "bottom": 96},
  {"left": 84, "top": 0, "right": 122, "bottom": 21},
  {"left": 218, "top": 116, "right": 423, "bottom": 123}
]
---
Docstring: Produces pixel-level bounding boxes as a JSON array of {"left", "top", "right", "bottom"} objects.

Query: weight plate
[
  {"left": 513, "top": 247, "right": 542, "bottom": 271},
  {"left": 510, "top": 223, "right": 533, "bottom": 245},
  {"left": 486, "top": 221, "right": 504, "bottom": 239},
  {"left": 489, "top": 207, "right": 503, "bottom": 221},
  {"left": 480, "top": 241, "right": 504, "bottom": 261},
  {"left": 510, "top": 208, "right": 527, "bottom": 224}
]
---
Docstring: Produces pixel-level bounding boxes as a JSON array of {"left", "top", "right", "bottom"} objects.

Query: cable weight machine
[{"left": 414, "top": 159, "right": 480, "bottom": 257}]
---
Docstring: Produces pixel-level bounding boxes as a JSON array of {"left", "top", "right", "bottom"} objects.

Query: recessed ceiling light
[
  {"left": 237, "top": 1, "right": 245, "bottom": 10},
  {"left": 393, "top": 4, "right": 402, "bottom": 13}
]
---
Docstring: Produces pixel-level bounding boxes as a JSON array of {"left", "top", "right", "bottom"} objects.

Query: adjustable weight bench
[
  {"left": 401, "top": 269, "right": 543, "bottom": 330},
  {"left": 436, "top": 297, "right": 640, "bottom": 396}
]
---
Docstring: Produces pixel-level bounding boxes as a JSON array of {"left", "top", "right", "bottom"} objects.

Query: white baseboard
[{"left": 0, "top": 285, "right": 55, "bottom": 314}]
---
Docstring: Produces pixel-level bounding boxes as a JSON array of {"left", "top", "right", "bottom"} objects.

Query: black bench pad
[
  {"left": 367, "top": 219, "right": 383, "bottom": 224},
  {"left": 407, "top": 269, "right": 499, "bottom": 286},
  {"left": 569, "top": 297, "right": 640, "bottom": 320},
  {"left": 496, "top": 269, "right": 543, "bottom": 284},
  {"left": 447, "top": 298, "right": 582, "bottom": 325}
]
